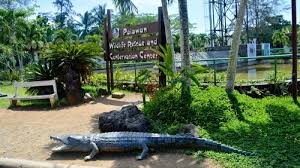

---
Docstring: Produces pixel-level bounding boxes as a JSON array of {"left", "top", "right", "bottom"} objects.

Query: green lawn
[
  {"left": 197, "top": 95, "right": 300, "bottom": 168},
  {"left": 0, "top": 84, "right": 22, "bottom": 108},
  {"left": 0, "top": 84, "right": 134, "bottom": 109},
  {"left": 144, "top": 86, "right": 300, "bottom": 168},
  {"left": 0, "top": 84, "right": 50, "bottom": 109}
]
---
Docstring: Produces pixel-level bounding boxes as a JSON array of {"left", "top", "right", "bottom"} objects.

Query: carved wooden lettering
[{"left": 109, "top": 22, "right": 160, "bottom": 61}]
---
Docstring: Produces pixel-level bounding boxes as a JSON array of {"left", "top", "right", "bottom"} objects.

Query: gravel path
[{"left": 0, "top": 94, "right": 220, "bottom": 168}]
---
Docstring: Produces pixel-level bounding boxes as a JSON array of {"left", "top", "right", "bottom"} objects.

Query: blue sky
[{"left": 36, "top": 0, "right": 299, "bottom": 33}]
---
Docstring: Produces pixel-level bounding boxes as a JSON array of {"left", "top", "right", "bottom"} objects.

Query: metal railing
[
  {"left": 95, "top": 54, "right": 298, "bottom": 86},
  {"left": 192, "top": 54, "right": 296, "bottom": 85}
]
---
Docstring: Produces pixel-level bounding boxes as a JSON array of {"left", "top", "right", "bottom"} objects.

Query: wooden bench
[{"left": 10, "top": 80, "right": 58, "bottom": 108}]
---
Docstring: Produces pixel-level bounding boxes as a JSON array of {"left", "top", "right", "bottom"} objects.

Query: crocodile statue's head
[{"left": 50, "top": 135, "right": 91, "bottom": 152}]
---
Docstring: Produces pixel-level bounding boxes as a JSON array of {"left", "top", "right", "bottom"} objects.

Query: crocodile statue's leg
[
  {"left": 136, "top": 143, "right": 149, "bottom": 160},
  {"left": 84, "top": 142, "right": 99, "bottom": 161}
]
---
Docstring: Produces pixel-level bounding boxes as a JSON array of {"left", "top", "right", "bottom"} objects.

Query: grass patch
[
  {"left": 0, "top": 84, "right": 50, "bottom": 109},
  {"left": 202, "top": 95, "right": 300, "bottom": 168},
  {"left": 144, "top": 86, "right": 300, "bottom": 168},
  {"left": 82, "top": 84, "right": 135, "bottom": 98},
  {"left": 0, "top": 84, "right": 26, "bottom": 108}
]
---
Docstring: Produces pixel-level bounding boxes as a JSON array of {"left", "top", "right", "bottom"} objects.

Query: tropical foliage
[
  {"left": 44, "top": 42, "right": 100, "bottom": 81},
  {"left": 112, "top": 0, "right": 138, "bottom": 15},
  {"left": 272, "top": 27, "right": 290, "bottom": 47},
  {"left": 152, "top": 45, "right": 207, "bottom": 88},
  {"left": 42, "top": 42, "right": 101, "bottom": 104}
]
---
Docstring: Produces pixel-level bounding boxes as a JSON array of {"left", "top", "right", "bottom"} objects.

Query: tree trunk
[
  {"left": 60, "top": 5, "right": 63, "bottom": 28},
  {"left": 18, "top": 55, "right": 23, "bottom": 71},
  {"left": 226, "top": 0, "right": 248, "bottom": 93},
  {"left": 65, "top": 67, "right": 82, "bottom": 105},
  {"left": 161, "top": 0, "right": 176, "bottom": 72},
  {"left": 178, "top": 0, "right": 191, "bottom": 90},
  {"left": 33, "top": 51, "right": 39, "bottom": 63},
  {"left": 291, "top": 0, "right": 298, "bottom": 102}
]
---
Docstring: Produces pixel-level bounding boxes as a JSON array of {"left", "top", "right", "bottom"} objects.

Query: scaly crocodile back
[
  {"left": 89, "top": 132, "right": 253, "bottom": 156},
  {"left": 195, "top": 138, "right": 254, "bottom": 156}
]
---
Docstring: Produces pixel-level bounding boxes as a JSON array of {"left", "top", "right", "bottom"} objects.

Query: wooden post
[
  {"left": 107, "top": 9, "right": 114, "bottom": 90},
  {"left": 158, "top": 7, "right": 167, "bottom": 87},
  {"left": 103, "top": 16, "right": 111, "bottom": 93},
  {"left": 291, "top": 0, "right": 298, "bottom": 101}
]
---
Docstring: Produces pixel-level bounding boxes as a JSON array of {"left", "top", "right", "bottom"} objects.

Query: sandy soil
[{"left": 0, "top": 93, "right": 221, "bottom": 168}]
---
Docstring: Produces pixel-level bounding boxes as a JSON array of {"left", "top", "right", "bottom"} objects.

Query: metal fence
[
  {"left": 95, "top": 54, "right": 298, "bottom": 86},
  {"left": 192, "top": 54, "right": 296, "bottom": 85}
]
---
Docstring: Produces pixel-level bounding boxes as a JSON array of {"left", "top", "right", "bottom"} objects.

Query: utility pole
[{"left": 291, "top": 0, "right": 298, "bottom": 102}]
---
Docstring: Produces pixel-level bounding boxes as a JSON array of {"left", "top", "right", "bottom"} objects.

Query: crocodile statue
[{"left": 50, "top": 132, "right": 254, "bottom": 161}]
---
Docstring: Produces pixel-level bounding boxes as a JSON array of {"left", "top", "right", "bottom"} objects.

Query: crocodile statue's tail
[{"left": 195, "top": 138, "right": 255, "bottom": 156}]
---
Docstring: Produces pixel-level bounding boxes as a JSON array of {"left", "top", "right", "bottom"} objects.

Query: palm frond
[{"left": 112, "top": 0, "right": 138, "bottom": 15}]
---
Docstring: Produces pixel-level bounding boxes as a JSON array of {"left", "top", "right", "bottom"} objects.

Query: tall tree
[
  {"left": 78, "top": 11, "right": 94, "bottom": 38},
  {"left": 112, "top": 0, "right": 137, "bottom": 15},
  {"left": 53, "top": 0, "right": 73, "bottom": 28},
  {"left": 0, "top": 8, "right": 31, "bottom": 71},
  {"left": 272, "top": 27, "right": 290, "bottom": 47},
  {"left": 189, "top": 33, "right": 209, "bottom": 51},
  {"left": 161, "top": 0, "right": 176, "bottom": 71},
  {"left": 226, "top": 0, "right": 248, "bottom": 93},
  {"left": 247, "top": 0, "right": 288, "bottom": 43},
  {"left": 178, "top": 0, "right": 191, "bottom": 92},
  {"left": 25, "top": 20, "right": 47, "bottom": 62},
  {"left": 53, "top": 29, "right": 77, "bottom": 44},
  {"left": 92, "top": 4, "right": 106, "bottom": 26},
  {"left": 90, "top": 4, "right": 106, "bottom": 34}
]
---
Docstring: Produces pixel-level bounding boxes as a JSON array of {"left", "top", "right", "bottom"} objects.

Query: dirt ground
[{"left": 0, "top": 93, "right": 221, "bottom": 168}]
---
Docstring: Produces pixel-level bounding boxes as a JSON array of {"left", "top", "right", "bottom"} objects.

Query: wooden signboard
[
  {"left": 114, "top": 22, "right": 159, "bottom": 38},
  {"left": 103, "top": 7, "right": 166, "bottom": 93}
]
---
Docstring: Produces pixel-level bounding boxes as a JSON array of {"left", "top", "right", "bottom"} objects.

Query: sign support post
[
  {"left": 107, "top": 10, "right": 114, "bottom": 90},
  {"left": 158, "top": 7, "right": 167, "bottom": 87},
  {"left": 291, "top": 0, "right": 298, "bottom": 102},
  {"left": 103, "top": 17, "right": 111, "bottom": 94}
]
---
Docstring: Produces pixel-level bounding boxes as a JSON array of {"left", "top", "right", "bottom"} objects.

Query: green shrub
[
  {"left": 191, "top": 87, "right": 237, "bottom": 131},
  {"left": 89, "top": 73, "right": 107, "bottom": 86},
  {"left": 150, "top": 121, "right": 183, "bottom": 135},
  {"left": 144, "top": 86, "right": 238, "bottom": 130},
  {"left": 0, "top": 70, "right": 21, "bottom": 82},
  {"left": 144, "top": 85, "right": 194, "bottom": 125}
]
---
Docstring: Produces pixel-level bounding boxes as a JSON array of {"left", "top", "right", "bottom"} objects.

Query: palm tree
[
  {"left": 161, "top": 0, "right": 176, "bottom": 71},
  {"left": 53, "top": 29, "right": 77, "bottom": 43},
  {"left": 178, "top": 0, "right": 191, "bottom": 93},
  {"left": 190, "top": 33, "right": 209, "bottom": 51},
  {"left": 0, "top": 44, "right": 15, "bottom": 71},
  {"left": 53, "top": 0, "right": 73, "bottom": 28},
  {"left": 79, "top": 11, "right": 94, "bottom": 38},
  {"left": 44, "top": 42, "right": 100, "bottom": 105},
  {"left": 25, "top": 20, "right": 47, "bottom": 62},
  {"left": 0, "top": 8, "right": 31, "bottom": 71},
  {"left": 226, "top": 0, "right": 248, "bottom": 93},
  {"left": 112, "top": 0, "right": 138, "bottom": 15},
  {"left": 92, "top": 4, "right": 106, "bottom": 26}
]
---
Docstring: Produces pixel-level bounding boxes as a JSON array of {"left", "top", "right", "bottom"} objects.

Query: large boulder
[{"left": 99, "top": 105, "right": 151, "bottom": 132}]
